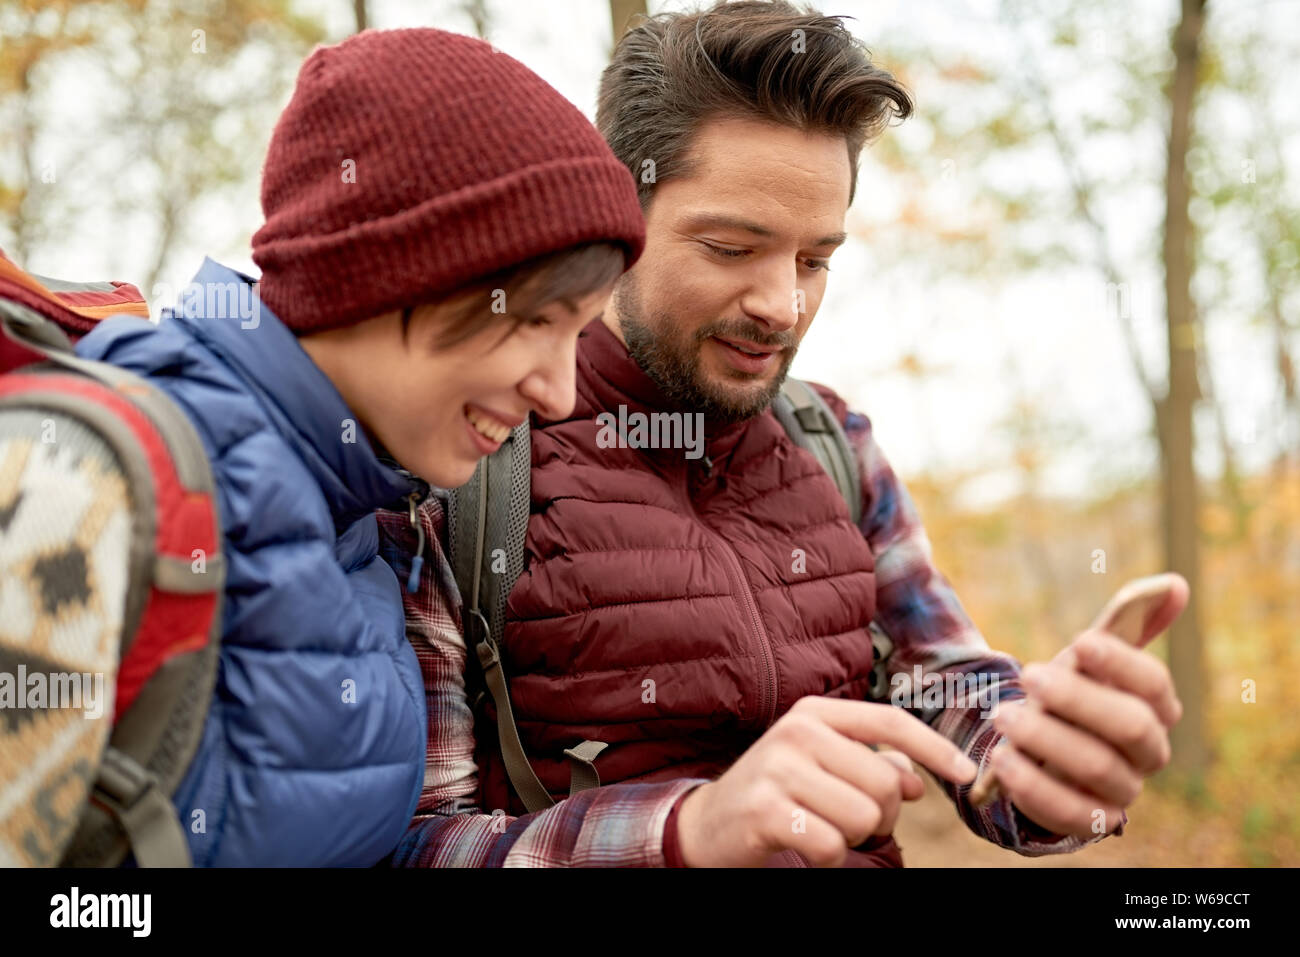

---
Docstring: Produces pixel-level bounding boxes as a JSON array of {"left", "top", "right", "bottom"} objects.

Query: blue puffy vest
[{"left": 76, "top": 258, "right": 426, "bottom": 866}]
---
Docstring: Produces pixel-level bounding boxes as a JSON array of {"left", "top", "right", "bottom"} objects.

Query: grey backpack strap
[
  {"left": 563, "top": 740, "right": 609, "bottom": 797},
  {"left": 446, "top": 420, "right": 532, "bottom": 660},
  {"left": 774, "top": 379, "right": 897, "bottom": 695},
  {"left": 448, "top": 422, "right": 609, "bottom": 811},
  {"left": 450, "top": 421, "right": 579, "bottom": 813},
  {"left": 2, "top": 298, "right": 141, "bottom": 391},
  {"left": 772, "top": 377, "right": 862, "bottom": 526},
  {"left": 866, "top": 620, "right": 895, "bottom": 703},
  {"left": 89, "top": 749, "right": 192, "bottom": 868}
]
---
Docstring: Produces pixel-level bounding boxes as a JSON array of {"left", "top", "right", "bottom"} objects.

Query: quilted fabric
[{"left": 73, "top": 259, "right": 426, "bottom": 866}]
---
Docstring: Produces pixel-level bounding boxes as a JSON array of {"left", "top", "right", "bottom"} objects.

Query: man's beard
[{"left": 614, "top": 276, "right": 799, "bottom": 424}]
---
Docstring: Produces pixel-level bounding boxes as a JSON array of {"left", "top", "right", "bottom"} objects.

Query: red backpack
[{"left": 0, "top": 251, "right": 222, "bottom": 866}]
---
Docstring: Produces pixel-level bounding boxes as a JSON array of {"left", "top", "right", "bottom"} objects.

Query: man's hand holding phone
[{"left": 980, "top": 573, "right": 1190, "bottom": 840}]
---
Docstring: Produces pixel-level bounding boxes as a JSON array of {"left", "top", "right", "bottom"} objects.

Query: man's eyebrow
[
  {"left": 683, "top": 212, "right": 847, "bottom": 248},
  {"left": 684, "top": 212, "right": 775, "bottom": 238}
]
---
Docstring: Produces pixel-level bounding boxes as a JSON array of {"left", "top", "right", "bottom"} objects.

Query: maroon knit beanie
[{"left": 250, "top": 28, "right": 646, "bottom": 334}]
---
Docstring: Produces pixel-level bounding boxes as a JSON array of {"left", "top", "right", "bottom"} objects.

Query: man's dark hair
[{"left": 596, "top": 0, "right": 913, "bottom": 209}]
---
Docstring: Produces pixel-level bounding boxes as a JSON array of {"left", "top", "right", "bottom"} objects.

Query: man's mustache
[{"left": 694, "top": 319, "right": 797, "bottom": 351}]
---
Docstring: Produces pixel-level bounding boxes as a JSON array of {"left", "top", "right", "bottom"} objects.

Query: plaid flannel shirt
[{"left": 375, "top": 404, "right": 1122, "bottom": 867}]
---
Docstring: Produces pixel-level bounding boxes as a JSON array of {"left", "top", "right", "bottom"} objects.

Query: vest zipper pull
[
  {"left": 702, "top": 454, "right": 714, "bottom": 479},
  {"left": 406, "top": 490, "right": 426, "bottom": 594}
]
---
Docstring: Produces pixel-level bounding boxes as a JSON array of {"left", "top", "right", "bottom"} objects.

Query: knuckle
[
  {"left": 806, "top": 831, "right": 847, "bottom": 867},
  {"left": 1117, "top": 726, "right": 1146, "bottom": 754},
  {"left": 747, "top": 778, "right": 787, "bottom": 817},
  {"left": 1078, "top": 631, "right": 1105, "bottom": 658},
  {"left": 790, "top": 695, "right": 822, "bottom": 717},
  {"left": 1029, "top": 669, "right": 1059, "bottom": 703},
  {"left": 1139, "top": 738, "right": 1165, "bottom": 774},
  {"left": 743, "top": 814, "right": 773, "bottom": 859},
  {"left": 1118, "top": 707, "right": 1155, "bottom": 749},
  {"left": 1102, "top": 629, "right": 1133, "bottom": 654},
  {"left": 846, "top": 799, "right": 881, "bottom": 845},
  {"left": 1082, "top": 749, "right": 1114, "bottom": 783},
  {"left": 751, "top": 786, "right": 793, "bottom": 833},
  {"left": 1001, "top": 707, "right": 1029, "bottom": 743},
  {"left": 1125, "top": 774, "right": 1144, "bottom": 806},
  {"left": 758, "top": 748, "right": 800, "bottom": 784},
  {"left": 1148, "top": 666, "right": 1176, "bottom": 704},
  {"left": 1153, "top": 736, "right": 1172, "bottom": 771},
  {"left": 1050, "top": 661, "right": 1077, "bottom": 689},
  {"left": 773, "top": 711, "right": 814, "bottom": 743},
  {"left": 880, "top": 702, "right": 907, "bottom": 734},
  {"left": 1066, "top": 794, "right": 1097, "bottom": 831},
  {"left": 874, "top": 758, "right": 901, "bottom": 792}
]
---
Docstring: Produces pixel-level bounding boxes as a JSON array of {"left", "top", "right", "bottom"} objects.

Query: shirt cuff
[
  {"left": 662, "top": 788, "right": 693, "bottom": 868},
  {"left": 1012, "top": 801, "right": 1128, "bottom": 852}
]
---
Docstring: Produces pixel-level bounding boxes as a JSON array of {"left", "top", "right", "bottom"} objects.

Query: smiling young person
[
  {"left": 379, "top": 0, "right": 1181, "bottom": 868},
  {"left": 71, "top": 28, "right": 644, "bottom": 865}
]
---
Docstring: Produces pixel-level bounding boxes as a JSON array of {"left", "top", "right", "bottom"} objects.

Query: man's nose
[{"left": 740, "top": 258, "right": 801, "bottom": 333}]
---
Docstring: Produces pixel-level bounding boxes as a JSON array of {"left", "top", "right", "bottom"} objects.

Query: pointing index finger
[{"left": 808, "top": 697, "right": 978, "bottom": 784}]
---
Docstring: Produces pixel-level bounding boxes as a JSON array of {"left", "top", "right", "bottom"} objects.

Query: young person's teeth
[{"left": 467, "top": 408, "right": 509, "bottom": 442}]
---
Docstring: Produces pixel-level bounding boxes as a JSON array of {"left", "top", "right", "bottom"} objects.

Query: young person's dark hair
[
  {"left": 403, "top": 241, "right": 627, "bottom": 349},
  {"left": 596, "top": 0, "right": 913, "bottom": 209}
]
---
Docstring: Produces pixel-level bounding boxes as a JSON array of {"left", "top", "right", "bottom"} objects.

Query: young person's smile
[
  {"left": 464, "top": 402, "right": 522, "bottom": 453},
  {"left": 302, "top": 283, "right": 616, "bottom": 489}
]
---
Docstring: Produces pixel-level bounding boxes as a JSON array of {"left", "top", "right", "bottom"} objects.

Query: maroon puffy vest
[{"left": 478, "top": 319, "right": 896, "bottom": 864}]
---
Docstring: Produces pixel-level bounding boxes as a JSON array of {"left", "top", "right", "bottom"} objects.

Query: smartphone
[
  {"left": 968, "top": 573, "right": 1188, "bottom": 808},
  {"left": 1086, "top": 573, "right": 1187, "bottom": 648}
]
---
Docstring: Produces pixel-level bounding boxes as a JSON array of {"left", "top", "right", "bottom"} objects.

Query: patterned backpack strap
[{"left": 0, "top": 290, "right": 222, "bottom": 867}]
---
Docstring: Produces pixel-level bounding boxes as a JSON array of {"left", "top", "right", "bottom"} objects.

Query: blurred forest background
[{"left": 1, "top": 0, "right": 1296, "bottom": 866}]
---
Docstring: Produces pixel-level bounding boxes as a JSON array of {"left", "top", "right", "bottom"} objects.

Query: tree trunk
[
  {"left": 353, "top": 0, "right": 367, "bottom": 33},
  {"left": 1268, "top": 295, "right": 1299, "bottom": 472},
  {"left": 1161, "top": 0, "right": 1211, "bottom": 781},
  {"left": 461, "top": 0, "right": 490, "bottom": 40},
  {"left": 609, "top": 0, "right": 648, "bottom": 47},
  {"left": 14, "top": 59, "right": 38, "bottom": 266}
]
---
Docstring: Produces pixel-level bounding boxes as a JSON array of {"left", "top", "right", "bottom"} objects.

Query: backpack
[
  {"left": 0, "top": 254, "right": 223, "bottom": 867},
  {"left": 448, "top": 377, "right": 896, "bottom": 813}
]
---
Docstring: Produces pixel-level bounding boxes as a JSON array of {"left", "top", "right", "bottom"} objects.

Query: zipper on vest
[
  {"left": 687, "top": 466, "right": 778, "bottom": 729},
  {"left": 405, "top": 489, "right": 426, "bottom": 594}
]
